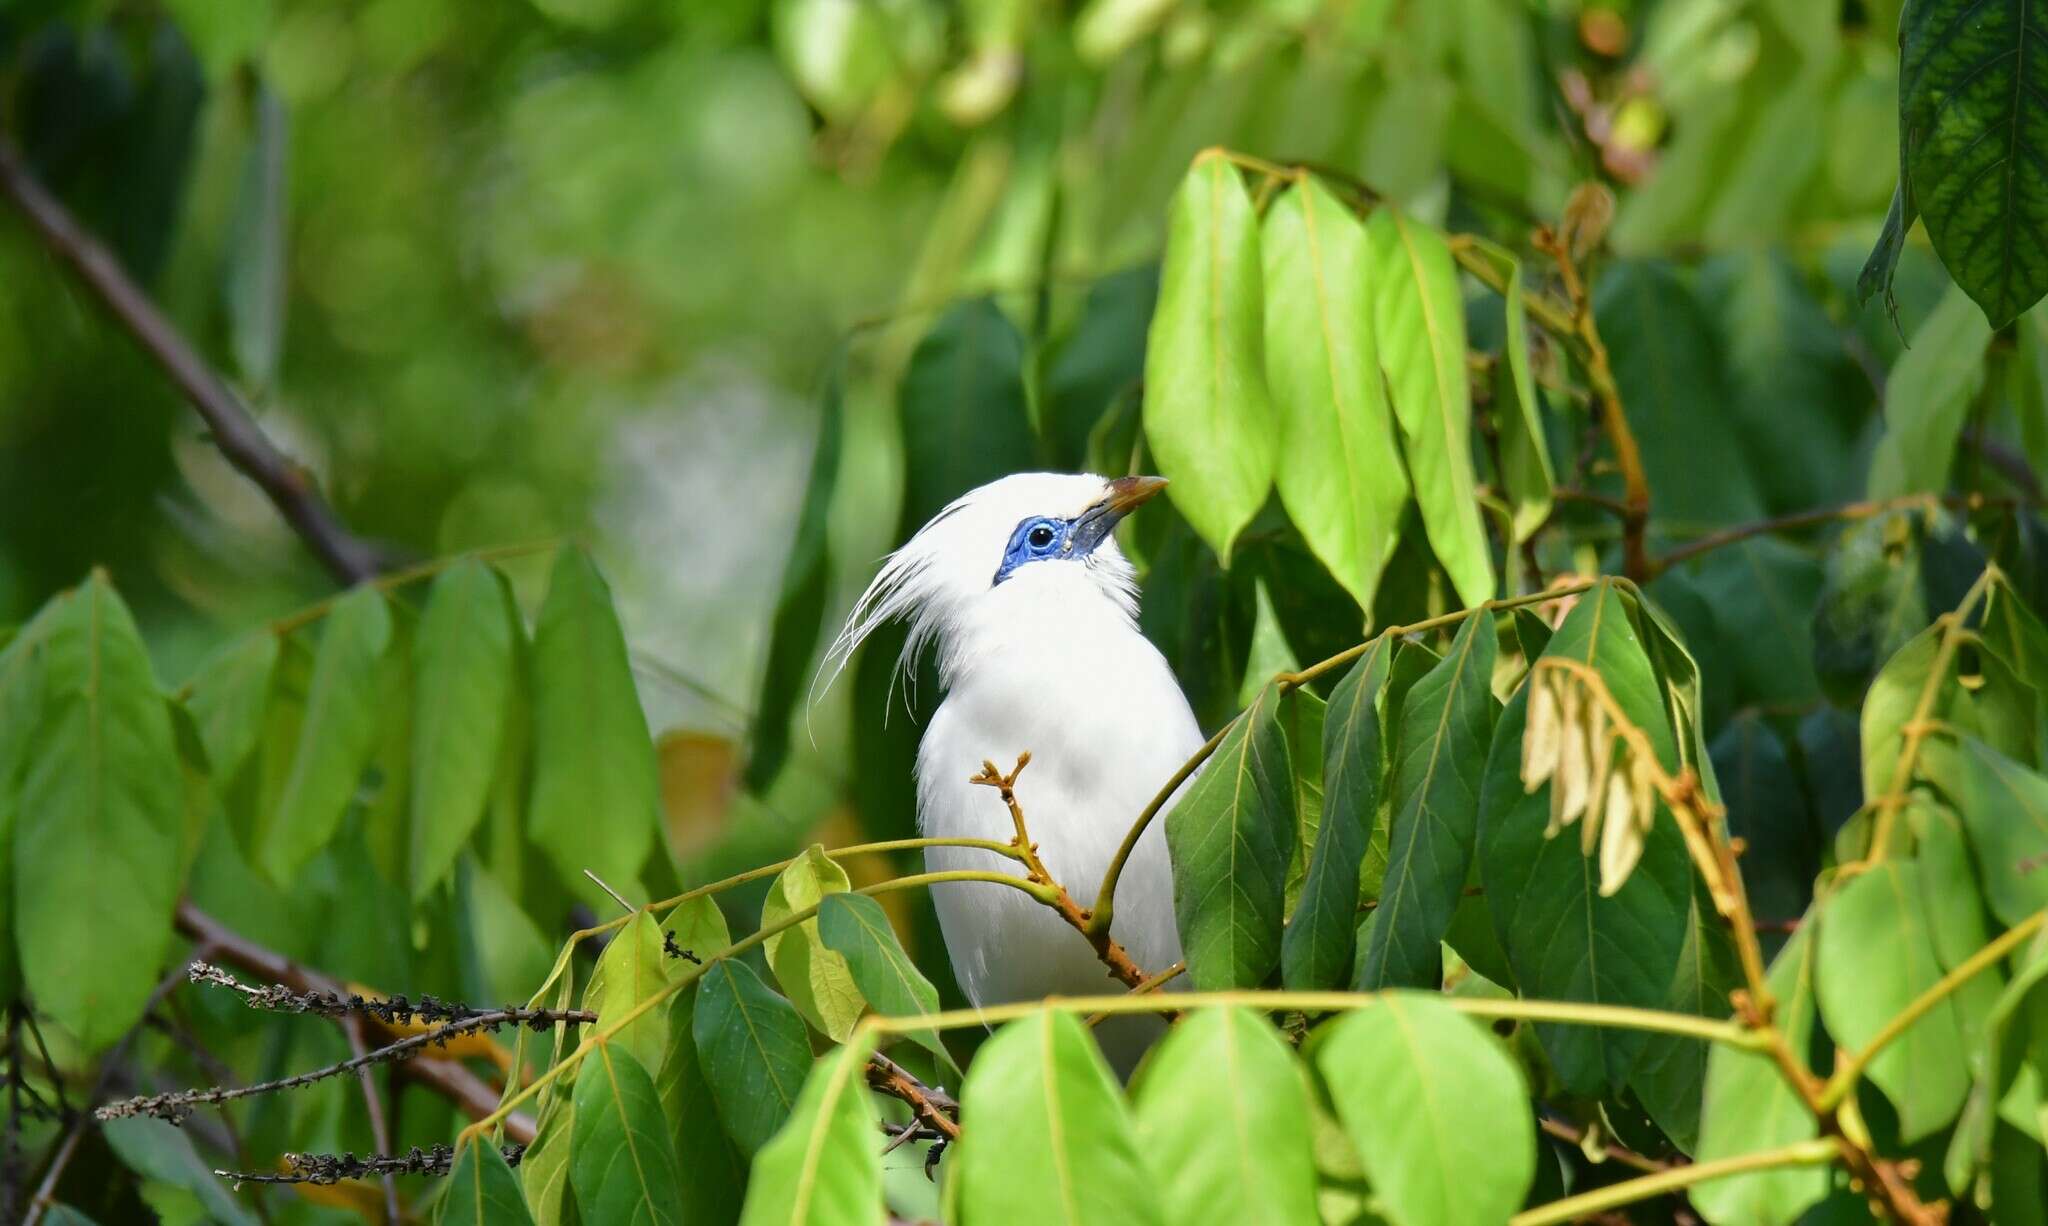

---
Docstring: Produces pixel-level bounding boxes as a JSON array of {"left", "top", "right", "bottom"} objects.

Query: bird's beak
[{"left": 1067, "top": 475, "right": 1168, "bottom": 555}]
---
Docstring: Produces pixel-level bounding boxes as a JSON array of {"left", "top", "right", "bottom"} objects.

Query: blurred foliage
[{"left": 12, "top": 0, "right": 2048, "bottom": 1221}]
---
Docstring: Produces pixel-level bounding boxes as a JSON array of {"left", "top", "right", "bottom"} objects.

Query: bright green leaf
[
  {"left": 530, "top": 547, "right": 657, "bottom": 908},
  {"left": 1921, "top": 737, "right": 2048, "bottom": 927},
  {"left": 103, "top": 1117, "right": 260, "bottom": 1226},
  {"left": 1260, "top": 177, "right": 1407, "bottom": 609},
  {"left": 1816, "top": 861, "right": 1971, "bottom": 1141},
  {"left": 438, "top": 1135, "right": 534, "bottom": 1226},
  {"left": 762, "top": 845, "right": 866, "bottom": 1041},
  {"left": 1131, "top": 1007, "right": 1319, "bottom": 1225},
  {"left": 1143, "top": 151, "right": 1276, "bottom": 562},
  {"left": 182, "top": 632, "right": 278, "bottom": 789},
  {"left": 956, "top": 1010, "right": 1161, "bottom": 1226},
  {"left": 260, "top": 585, "right": 391, "bottom": 883},
  {"left": 410, "top": 559, "right": 517, "bottom": 900},
  {"left": 1693, "top": 924, "right": 1829, "bottom": 1225},
  {"left": 739, "top": 1029, "right": 883, "bottom": 1226},
  {"left": 1315, "top": 992, "right": 1535, "bottom": 1226},
  {"left": 818, "top": 892, "right": 954, "bottom": 1073},
  {"left": 13, "top": 576, "right": 185, "bottom": 1050},
  {"left": 1466, "top": 237, "right": 1554, "bottom": 541},
  {"left": 1868, "top": 284, "right": 1994, "bottom": 497},
  {"left": 1365, "top": 206, "right": 1493, "bottom": 606},
  {"left": 587, "top": 909, "right": 677, "bottom": 1075}
]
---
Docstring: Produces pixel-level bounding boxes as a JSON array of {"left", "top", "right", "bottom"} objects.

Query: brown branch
[
  {"left": 970, "top": 756, "right": 1150, "bottom": 991},
  {"left": 174, "top": 902, "right": 536, "bottom": 1144},
  {"left": 1652, "top": 492, "right": 2040, "bottom": 577},
  {"left": 865, "top": 1052, "right": 959, "bottom": 1143},
  {"left": 1537, "top": 1116, "right": 1672, "bottom": 1175},
  {"left": 0, "top": 138, "right": 384, "bottom": 585}
]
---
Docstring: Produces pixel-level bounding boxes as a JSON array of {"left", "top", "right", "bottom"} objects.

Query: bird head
[{"left": 822, "top": 472, "right": 1168, "bottom": 694}]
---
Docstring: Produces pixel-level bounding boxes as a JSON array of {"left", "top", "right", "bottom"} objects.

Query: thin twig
[
  {"left": 1651, "top": 492, "right": 2038, "bottom": 576},
  {"left": 338, "top": 1017, "right": 399, "bottom": 1224},
  {"left": 0, "top": 138, "right": 385, "bottom": 584},
  {"left": 216, "top": 1144, "right": 524, "bottom": 1186},
  {"left": 865, "top": 1053, "right": 959, "bottom": 1143},
  {"left": 1537, "top": 1116, "right": 1672, "bottom": 1174}
]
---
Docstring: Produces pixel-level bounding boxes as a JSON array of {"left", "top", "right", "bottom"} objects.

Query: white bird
[{"left": 826, "top": 472, "right": 1200, "bottom": 1071}]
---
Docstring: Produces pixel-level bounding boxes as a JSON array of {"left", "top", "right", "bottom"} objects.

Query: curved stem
[
  {"left": 1819, "top": 908, "right": 2047, "bottom": 1111},
  {"left": 1507, "top": 1138, "right": 1843, "bottom": 1226},
  {"left": 865, "top": 990, "right": 1763, "bottom": 1047}
]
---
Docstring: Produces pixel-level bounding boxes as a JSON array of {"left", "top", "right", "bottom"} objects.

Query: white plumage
[{"left": 826, "top": 472, "right": 1200, "bottom": 1070}]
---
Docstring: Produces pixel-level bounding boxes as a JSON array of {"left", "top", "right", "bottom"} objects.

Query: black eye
[{"left": 1028, "top": 524, "right": 1056, "bottom": 549}]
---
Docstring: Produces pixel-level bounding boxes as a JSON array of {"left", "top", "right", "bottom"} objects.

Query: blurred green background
[{"left": 0, "top": 0, "right": 1921, "bottom": 929}]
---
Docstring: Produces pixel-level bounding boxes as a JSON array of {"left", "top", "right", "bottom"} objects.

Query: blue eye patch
[{"left": 993, "top": 516, "right": 1071, "bottom": 585}]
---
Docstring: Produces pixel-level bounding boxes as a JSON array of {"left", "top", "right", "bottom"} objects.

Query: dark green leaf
[
  {"left": 818, "top": 892, "right": 955, "bottom": 1072},
  {"left": 102, "top": 1117, "right": 259, "bottom": 1226},
  {"left": 411, "top": 559, "right": 517, "bottom": 900},
  {"left": 260, "top": 585, "right": 391, "bottom": 883},
  {"left": 1315, "top": 992, "right": 1535, "bottom": 1226},
  {"left": 1693, "top": 924, "right": 1829, "bottom": 1225},
  {"left": 657, "top": 985, "right": 747, "bottom": 1225},
  {"left": 1131, "top": 1008, "right": 1319, "bottom": 1224},
  {"left": 738, "top": 1030, "right": 882, "bottom": 1226},
  {"left": 746, "top": 361, "right": 844, "bottom": 791},
  {"left": 1359, "top": 611, "right": 1498, "bottom": 989},
  {"left": 1815, "top": 861, "right": 1971, "bottom": 1141},
  {"left": 1143, "top": 152, "right": 1276, "bottom": 562},
  {"left": 571, "top": 1042, "right": 687, "bottom": 1226},
  {"left": 1261, "top": 178, "right": 1407, "bottom": 609},
  {"left": 13, "top": 575, "right": 185, "bottom": 1049},
  {"left": 530, "top": 547, "right": 658, "bottom": 907},
  {"left": 1165, "top": 682, "right": 1295, "bottom": 989},
  {"left": 1284, "top": 637, "right": 1395, "bottom": 990},
  {"left": 956, "top": 1010, "right": 1161, "bottom": 1226},
  {"left": 1044, "top": 265, "right": 1156, "bottom": 470},
  {"left": 1899, "top": 0, "right": 2048, "bottom": 326},
  {"left": 1631, "top": 893, "right": 1740, "bottom": 1153},
  {"left": 1685, "top": 539, "right": 1824, "bottom": 712},
  {"left": 694, "top": 959, "right": 812, "bottom": 1156},
  {"left": 438, "top": 1136, "right": 534, "bottom": 1226},
  {"left": 899, "top": 297, "right": 1037, "bottom": 531},
  {"left": 1365, "top": 206, "right": 1493, "bottom": 606}
]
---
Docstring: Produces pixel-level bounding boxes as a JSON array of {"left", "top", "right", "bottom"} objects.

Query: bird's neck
[{"left": 934, "top": 584, "right": 1144, "bottom": 692}]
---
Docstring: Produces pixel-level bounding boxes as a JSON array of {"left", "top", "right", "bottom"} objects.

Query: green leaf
[
  {"left": 1693, "top": 924, "right": 1828, "bottom": 1225},
  {"left": 571, "top": 1042, "right": 688, "bottom": 1226},
  {"left": 0, "top": 607, "right": 52, "bottom": 1000},
  {"left": 694, "top": 959, "right": 813, "bottom": 1156},
  {"left": 1359, "top": 610, "right": 1498, "bottom": 989},
  {"left": 1281, "top": 684, "right": 1326, "bottom": 915},
  {"left": 746, "top": 361, "right": 844, "bottom": 791},
  {"left": 1477, "top": 684, "right": 1690, "bottom": 1094},
  {"left": 1365, "top": 206, "right": 1493, "bottom": 606},
  {"left": 1816, "top": 862, "right": 1971, "bottom": 1141},
  {"left": 1045, "top": 265, "right": 1156, "bottom": 469},
  {"left": 956, "top": 1010, "right": 1161, "bottom": 1226},
  {"left": 1260, "top": 178, "right": 1407, "bottom": 609},
  {"left": 1131, "top": 1007, "right": 1320, "bottom": 1225},
  {"left": 411, "top": 559, "right": 517, "bottom": 900},
  {"left": 817, "top": 892, "right": 955, "bottom": 1073},
  {"left": 519, "top": 1096, "right": 576, "bottom": 1226},
  {"left": 1594, "top": 262, "right": 1765, "bottom": 527},
  {"left": 12, "top": 576, "right": 185, "bottom": 1050},
  {"left": 1314, "top": 992, "right": 1535, "bottom": 1226},
  {"left": 102, "top": 1117, "right": 259, "bottom": 1226},
  {"left": 587, "top": 909, "right": 677, "bottom": 1075},
  {"left": 898, "top": 297, "right": 1037, "bottom": 531},
  {"left": 739, "top": 1029, "right": 883, "bottom": 1226},
  {"left": 1862, "top": 622, "right": 1946, "bottom": 799},
  {"left": 1920, "top": 736, "right": 2048, "bottom": 927},
  {"left": 1868, "top": 284, "right": 1995, "bottom": 497},
  {"left": 762, "top": 845, "right": 866, "bottom": 1041},
  {"left": 1466, "top": 238, "right": 1555, "bottom": 541},
  {"left": 1899, "top": 0, "right": 2048, "bottom": 327},
  {"left": 438, "top": 1136, "right": 535, "bottom": 1226},
  {"left": 1165, "top": 682, "right": 1296, "bottom": 989},
  {"left": 182, "top": 632, "right": 278, "bottom": 788},
  {"left": 1907, "top": 799, "right": 2002, "bottom": 1050},
  {"left": 1285, "top": 639, "right": 1396, "bottom": 989},
  {"left": 1631, "top": 894, "right": 1740, "bottom": 1153},
  {"left": 530, "top": 547, "right": 657, "bottom": 907},
  {"left": 260, "top": 585, "right": 391, "bottom": 883},
  {"left": 657, "top": 985, "right": 747, "bottom": 1225},
  {"left": 226, "top": 78, "right": 287, "bottom": 390},
  {"left": 1143, "top": 151, "right": 1276, "bottom": 562}
]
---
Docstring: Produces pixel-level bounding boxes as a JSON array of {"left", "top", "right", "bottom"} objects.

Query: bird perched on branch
[{"left": 827, "top": 473, "right": 1198, "bottom": 1071}]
